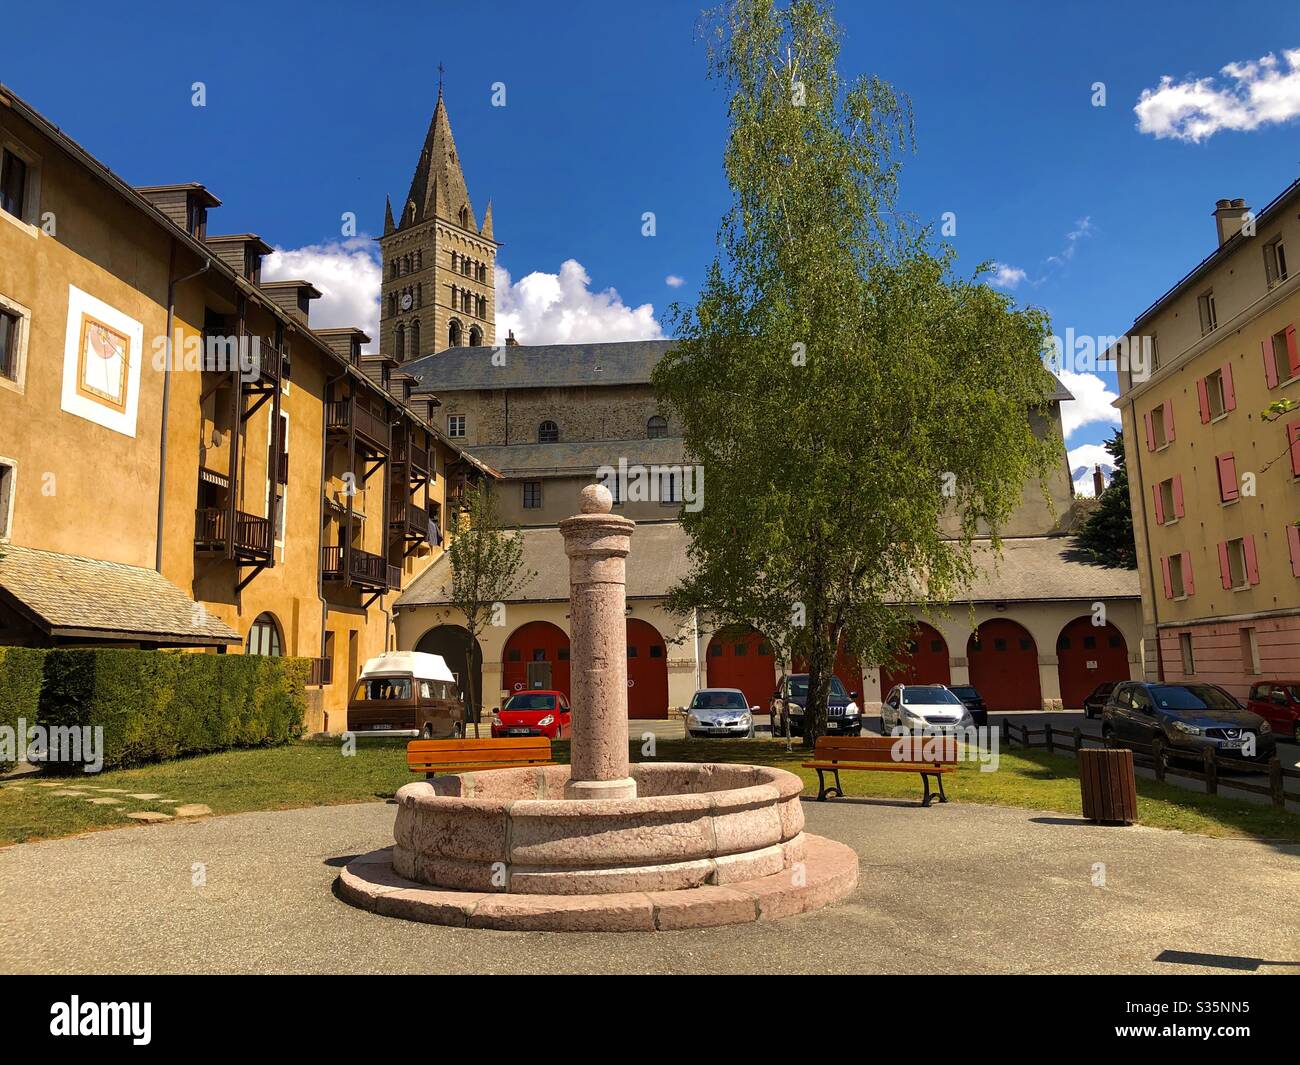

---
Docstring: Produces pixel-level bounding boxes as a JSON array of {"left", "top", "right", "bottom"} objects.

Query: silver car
[
  {"left": 880, "top": 684, "right": 973, "bottom": 732},
  {"left": 685, "top": 688, "right": 756, "bottom": 738}
]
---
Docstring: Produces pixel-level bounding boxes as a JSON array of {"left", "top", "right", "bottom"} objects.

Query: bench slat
[
  {"left": 407, "top": 737, "right": 553, "bottom": 773},
  {"left": 410, "top": 760, "right": 556, "bottom": 772},
  {"left": 408, "top": 737, "right": 550, "bottom": 753},
  {"left": 803, "top": 761, "right": 955, "bottom": 774}
]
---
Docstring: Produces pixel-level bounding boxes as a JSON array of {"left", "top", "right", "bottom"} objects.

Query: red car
[
  {"left": 491, "top": 690, "right": 572, "bottom": 739},
  {"left": 1245, "top": 681, "right": 1300, "bottom": 742}
]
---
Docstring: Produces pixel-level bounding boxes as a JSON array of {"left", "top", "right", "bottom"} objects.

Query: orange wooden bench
[
  {"left": 407, "top": 736, "right": 555, "bottom": 777},
  {"left": 803, "top": 734, "right": 958, "bottom": 806}
]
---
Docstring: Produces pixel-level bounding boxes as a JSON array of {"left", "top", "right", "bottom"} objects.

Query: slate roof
[
  {"left": 0, "top": 545, "right": 242, "bottom": 646},
  {"left": 396, "top": 527, "right": 1137, "bottom": 608},
  {"left": 402, "top": 340, "right": 674, "bottom": 392},
  {"left": 466, "top": 437, "right": 687, "bottom": 477}
]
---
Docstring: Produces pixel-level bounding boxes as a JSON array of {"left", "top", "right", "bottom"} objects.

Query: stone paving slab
[{"left": 0, "top": 800, "right": 1295, "bottom": 974}]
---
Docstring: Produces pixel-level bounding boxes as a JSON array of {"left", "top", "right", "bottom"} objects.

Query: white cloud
[
  {"left": 1057, "top": 369, "right": 1121, "bottom": 439},
  {"left": 262, "top": 237, "right": 382, "bottom": 350},
  {"left": 989, "top": 263, "right": 1028, "bottom": 289},
  {"left": 1135, "top": 47, "right": 1300, "bottom": 142},
  {"left": 1068, "top": 442, "right": 1115, "bottom": 497},
  {"left": 665, "top": 274, "right": 685, "bottom": 288},
  {"left": 1046, "top": 217, "right": 1093, "bottom": 266},
  {"left": 495, "top": 259, "right": 663, "bottom": 345}
]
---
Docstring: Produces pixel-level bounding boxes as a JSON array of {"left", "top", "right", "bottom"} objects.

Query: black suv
[
  {"left": 947, "top": 685, "right": 988, "bottom": 726},
  {"left": 1102, "top": 681, "right": 1275, "bottom": 764},
  {"left": 770, "top": 674, "right": 861, "bottom": 736}
]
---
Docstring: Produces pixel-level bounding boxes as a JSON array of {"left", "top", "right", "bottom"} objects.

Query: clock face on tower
[{"left": 399, "top": 292, "right": 413, "bottom": 312}]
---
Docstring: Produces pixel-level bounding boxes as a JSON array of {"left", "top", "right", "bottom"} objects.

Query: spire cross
[{"left": 437, "top": 62, "right": 445, "bottom": 94}]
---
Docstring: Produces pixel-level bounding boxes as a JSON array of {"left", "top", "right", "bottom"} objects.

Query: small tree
[
  {"left": 446, "top": 482, "right": 535, "bottom": 736},
  {"left": 1073, "top": 431, "right": 1137, "bottom": 569}
]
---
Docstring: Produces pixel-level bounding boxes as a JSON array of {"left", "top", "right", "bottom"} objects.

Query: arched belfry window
[
  {"left": 449, "top": 319, "right": 463, "bottom": 347},
  {"left": 410, "top": 318, "right": 420, "bottom": 357},
  {"left": 246, "top": 613, "right": 283, "bottom": 656},
  {"left": 459, "top": 206, "right": 469, "bottom": 228},
  {"left": 468, "top": 325, "right": 483, "bottom": 346},
  {"left": 395, "top": 324, "right": 405, "bottom": 361},
  {"left": 538, "top": 420, "right": 559, "bottom": 443},
  {"left": 647, "top": 415, "right": 668, "bottom": 439}
]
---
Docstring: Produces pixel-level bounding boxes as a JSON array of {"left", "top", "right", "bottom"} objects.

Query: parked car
[
  {"left": 684, "top": 688, "right": 755, "bottom": 738},
  {"left": 1245, "top": 681, "right": 1300, "bottom": 742},
  {"left": 491, "top": 690, "right": 571, "bottom": 739},
  {"left": 1101, "top": 681, "right": 1275, "bottom": 765},
  {"left": 347, "top": 651, "right": 465, "bottom": 738},
  {"left": 770, "top": 674, "right": 861, "bottom": 736},
  {"left": 947, "top": 685, "right": 988, "bottom": 726},
  {"left": 880, "top": 684, "right": 973, "bottom": 733},
  {"left": 1082, "top": 680, "right": 1118, "bottom": 720}
]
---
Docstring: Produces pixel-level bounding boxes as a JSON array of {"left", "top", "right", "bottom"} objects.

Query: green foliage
[
  {"left": 654, "top": 0, "right": 1057, "bottom": 744},
  {"left": 36, "top": 649, "right": 307, "bottom": 772},
  {"left": 1073, "top": 430, "right": 1137, "bottom": 569},
  {"left": 0, "top": 648, "right": 46, "bottom": 771}
]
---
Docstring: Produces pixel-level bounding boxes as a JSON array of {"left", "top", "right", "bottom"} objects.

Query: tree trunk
[{"left": 465, "top": 625, "right": 480, "bottom": 738}]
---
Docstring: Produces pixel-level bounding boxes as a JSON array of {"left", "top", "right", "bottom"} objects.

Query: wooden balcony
[
  {"left": 389, "top": 499, "right": 429, "bottom": 540},
  {"left": 326, "top": 397, "right": 390, "bottom": 454},
  {"left": 195, "top": 507, "right": 272, "bottom": 559},
  {"left": 201, "top": 332, "right": 281, "bottom": 383},
  {"left": 392, "top": 436, "right": 430, "bottom": 476},
  {"left": 322, "top": 545, "right": 391, "bottom": 590}
]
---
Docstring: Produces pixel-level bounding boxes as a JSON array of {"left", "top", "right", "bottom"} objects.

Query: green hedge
[
  {"left": 36, "top": 650, "right": 308, "bottom": 772},
  {"left": 0, "top": 647, "right": 47, "bottom": 771}
]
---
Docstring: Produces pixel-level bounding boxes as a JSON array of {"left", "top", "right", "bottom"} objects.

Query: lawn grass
[{"left": 0, "top": 733, "right": 1296, "bottom": 847}]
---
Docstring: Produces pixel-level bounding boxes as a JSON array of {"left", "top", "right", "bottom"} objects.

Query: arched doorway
[
  {"left": 502, "top": 621, "right": 571, "bottom": 700},
  {"left": 415, "top": 623, "right": 483, "bottom": 714},
  {"left": 879, "top": 622, "right": 950, "bottom": 698},
  {"left": 626, "top": 618, "right": 668, "bottom": 719},
  {"left": 794, "top": 642, "right": 864, "bottom": 698},
  {"left": 967, "top": 619, "right": 1041, "bottom": 711},
  {"left": 706, "top": 626, "right": 776, "bottom": 710},
  {"left": 1056, "top": 616, "right": 1129, "bottom": 709}
]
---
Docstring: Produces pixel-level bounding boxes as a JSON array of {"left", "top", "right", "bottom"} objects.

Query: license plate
[
  {"left": 827, "top": 721, "right": 839, "bottom": 729},
  {"left": 371, "top": 724, "right": 391, "bottom": 731},
  {"left": 709, "top": 727, "right": 731, "bottom": 735},
  {"left": 506, "top": 728, "right": 534, "bottom": 736},
  {"left": 1222, "top": 739, "right": 1243, "bottom": 749}
]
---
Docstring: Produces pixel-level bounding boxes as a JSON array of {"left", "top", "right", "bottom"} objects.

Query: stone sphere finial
[{"left": 580, "top": 483, "right": 613, "bottom": 514}]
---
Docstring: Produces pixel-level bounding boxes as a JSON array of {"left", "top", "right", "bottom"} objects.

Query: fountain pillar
[{"left": 560, "top": 484, "right": 637, "bottom": 800}]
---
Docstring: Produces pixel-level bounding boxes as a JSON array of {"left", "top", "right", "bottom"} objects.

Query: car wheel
[
  {"left": 1101, "top": 721, "right": 1113, "bottom": 740},
  {"left": 421, "top": 723, "right": 435, "bottom": 739},
  {"left": 453, "top": 722, "right": 465, "bottom": 739}
]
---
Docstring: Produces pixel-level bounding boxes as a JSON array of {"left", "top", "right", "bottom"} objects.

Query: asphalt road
[{"left": 1, "top": 798, "right": 1295, "bottom": 974}]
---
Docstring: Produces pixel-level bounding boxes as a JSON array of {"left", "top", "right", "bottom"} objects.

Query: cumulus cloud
[
  {"left": 665, "top": 274, "right": 685, "bottom": 288},
  {"left": 1135, "top": 47, "right": 1300, "bottom": 142},
  {"left": 495, "top": 259, "right": 663, "bottom": 345},
  {"left": 989, "top": 263, "right": 1028, "bottom": 289},
  {"left": 1057, "top": 369, "right": 1121, "bottom": 440},
  {"left": 1068, "top": 442, "right": 1115, "bottom": 497},
  {"left": 262, "top": 237, "right": 382, "bottom": 350}
]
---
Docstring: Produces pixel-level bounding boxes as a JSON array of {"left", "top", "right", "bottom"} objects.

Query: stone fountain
[{"left": 338, "top": 485, "right": 858, "bottom": 931}]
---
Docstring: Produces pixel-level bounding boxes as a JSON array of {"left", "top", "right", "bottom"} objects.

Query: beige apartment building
[
  {"left": 1115, "top": 187, "right": 1300, "bottom": 697},
  {"left": 0, "top": 84, "right": 493, "bottom": 731}
]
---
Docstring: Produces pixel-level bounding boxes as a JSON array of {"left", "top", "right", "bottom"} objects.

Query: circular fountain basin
[{"left": 338, "top": 762, "right": 860, "bottom": 931}]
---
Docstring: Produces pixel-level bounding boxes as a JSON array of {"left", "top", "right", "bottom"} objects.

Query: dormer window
[
  {"left": 647, "top": 415, "right": 668, "bottom": 439},
  {"left": 538, "top": 420, "right": 559, "bottom": 443},
  {"left": 245, "top": 250, "right": 261, "bottom": 283},
  {"left": 186, "top": 200, "right": 207, "bottom": 239}
]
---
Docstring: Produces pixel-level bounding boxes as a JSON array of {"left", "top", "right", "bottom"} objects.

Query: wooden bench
[
  {"left": 802, "top": 735, "right": 958, "bottom": 806},
  {"left": 407, "top": 736, "right": 555, "bottom": 777}
]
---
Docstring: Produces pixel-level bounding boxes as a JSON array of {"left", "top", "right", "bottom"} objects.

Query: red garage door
[
  {"left": 502, "top": 621, "right": 571, "bottom": 700},
  {"left": 879, "top": 623, "right": 951, "bottom": 698},
  {"left": 706, "top": 627, "right": 776, "bottom": 710},
  {"left": 627, "top": 618, "right": 669, "bottom": 719},
  {"left": 967, "top": 619, "right": 1041, "bottom": 711},
  {"left": 794, "top": 642, "right": 864, "bottom": 698},
  {"left": 1056, "top": 616, "right": 1129, "bottom": 709}
]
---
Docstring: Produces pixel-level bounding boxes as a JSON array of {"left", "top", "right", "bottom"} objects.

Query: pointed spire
[
  {"left": 383, "top": 195, "right": 395, "bottom": 235},
  {"left": 481, "top": 199, "right": 494, "bottom": 240},
  {"left": 399, "top": 87, "right": 475, "bottom": 231}
]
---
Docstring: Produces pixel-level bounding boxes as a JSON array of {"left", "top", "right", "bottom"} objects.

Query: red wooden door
[
  {"left": 967, "top": 619, "right": 1041, "bottom": 711},
  {"left": 879, "top": 623, "right": 951, "bottom": 698},
  {"left": 626, "top": 619, "right": 669, "bottom": 719},
  {"left": 1056, "top": 617, "right": 1129, "bottom": 709},
  {"left": 706, "top": 628, "right": 776, "bottom": 711},
  {"left": 502, "top": 621, "right": 571, "bottom": 700}
]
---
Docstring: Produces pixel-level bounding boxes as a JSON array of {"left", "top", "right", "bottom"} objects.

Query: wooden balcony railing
[
  {"left": 195, "top": 507, "right": 271, "bottom": 557},
  {"left": 325, "top": 397, "right": 390, "bottom": 453},
  {"left": 321, "top": 545, "right": 390, "bottom": 589},
  {"left": 389, "top": 499, "right": 429, "bottom": 538},
  {"left": 393, "top": 437, "right": 429, "bottom": 473},
  {"left": 201, "top": 333, "right": 280, "bottom": 382},
  {"left": 387, "top": 564, "right": 403, "bottom": 590}
]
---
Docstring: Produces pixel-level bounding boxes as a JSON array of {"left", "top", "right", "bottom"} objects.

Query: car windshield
[
  {"left": 949, "top": 687, "right": 979, "bottom": 699},
  {"left": 1150, "top": 685, "right": 1240, "bottom": 712},
  {"left": 355, "top": 678, "right": 412, "bottom": 701},
  {"left": 691, "top": 691, "right": 749, "bottom": 710},
  {"left": 1287, "top": 686, "right": 1300, "bottom": 702},
  {"left": 902, "top": 686, "right": 961, "bottom": 705},
  {"left": 504, "top": 694, "right": 557, "bottom": 711},
  {"left": 787, "top": 676, "right": 849, "bottom": 698}
]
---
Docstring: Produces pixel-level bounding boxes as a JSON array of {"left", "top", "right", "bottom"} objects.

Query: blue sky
[{"left": 8, "top": 0, "right": 1300, "bottom": 490}]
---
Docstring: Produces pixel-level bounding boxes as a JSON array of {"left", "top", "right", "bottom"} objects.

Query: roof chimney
[
  {"left": 1092, "top": 465, "right": 1106, "bottom": 496},
  {"left": 505, "top": 329, "right": 520, "bottom": 347},
  {"left": 1213, "top": 198, "right": 1250, "bottom": 247}
]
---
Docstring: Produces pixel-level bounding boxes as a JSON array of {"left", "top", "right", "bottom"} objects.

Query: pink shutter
[
  {"left": 1263, "top": 337, "right": 1280, "bottom": 389},
  {"left": 1172, "top": 474, "right": 1185, "bottom": 517},
  {"left": 1161, "top": 556, "right": 1173, "bottom": 599},
  {"left": 1164, "top": 399, "right": 1176, "bottom": 441},
  {"left": 1290, "top": 421, "right": 1300, "bottom": 476},
  {"left": 1182, "top": 551, "right": 1195, "bottom": 596},
  {"left": 1217, "top": 452, "right": 1239, "bottom": 501},
  {"left": 1287, "top": 324, "right": 1299, "bottom": 377},
  {"left": 1223, "top": 363, "right": 1237, "bottom": 412},
  {"left": 1197, "top": 377, "right": 1211, "bottom": 423},
  {"left": 1244, "top": 535, "right": 1260, "bottom": 586},
  {"left": 1288, "top": 523, "right": 1300, "bottom": 578},
  {"left": 1152, "top": 484, "right": 1165, "bottom": 524},
  {"left": 1219, "top": 541, "right": 1232, "bottom": 589},
  {"left": 1144, "top": 411, "right": 1156, "bottom": 451}
]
